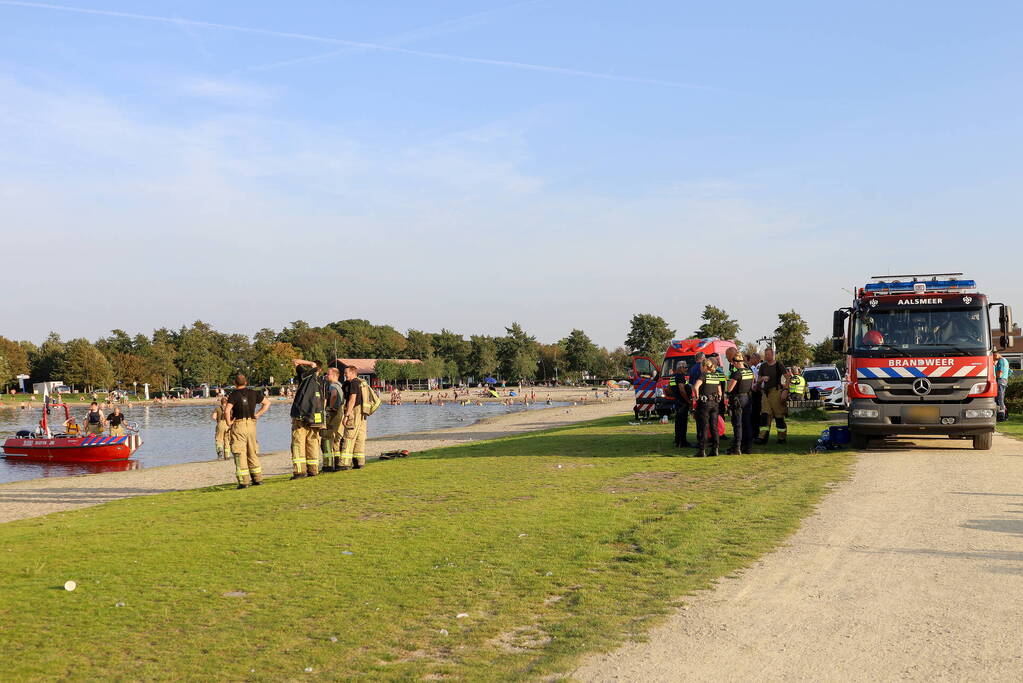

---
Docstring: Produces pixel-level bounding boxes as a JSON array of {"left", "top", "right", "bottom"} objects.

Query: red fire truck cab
[
  {"left": 833, "top": 274, "right": 1013, "bottom": 450},
  {"left": 630, "top": 337, "right": 739, "bottom": 419}
]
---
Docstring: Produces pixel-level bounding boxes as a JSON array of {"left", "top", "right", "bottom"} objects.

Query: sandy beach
[{"left": 0, "top": 398, "right": 631, "bottom": 525}]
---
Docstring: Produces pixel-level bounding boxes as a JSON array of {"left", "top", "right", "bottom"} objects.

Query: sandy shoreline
[{"left": 0, "top": 399, "right": 631, "bottom": 525}]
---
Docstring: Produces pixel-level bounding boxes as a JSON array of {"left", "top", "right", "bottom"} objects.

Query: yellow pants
[
  {"left": 230, "top": 419, "right": 262, "bottom": 484},
  {"left": 321, "top": 412, "right": 342, "bottom": 469},
  {"left": 758, "top": 388, "right": 788, "bottom": 440},
  {"left": 85, "top": 423, "right": 103, "bottom": 435},
  {"left": 109, "top": 425, "right": 126, "bottom": 437},
  {"left": 290, "top": 419, "right": 321, "bottom": 476},
  {"left": 215, "top": 423, "right": 231, "bottom": 459},
  {"left": 340, "top": 412, "right": 367, "bottom": 467}
]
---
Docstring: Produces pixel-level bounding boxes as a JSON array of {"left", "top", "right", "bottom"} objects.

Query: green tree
[
  {"left": 0, "top": 353, "right": 11, "bottom": 391},
  {"left": 536, "top": 344, "right": 565, "bottom": 382},
  {"left": 693, "top": 305, "right": 741, "bottom": 342},
  {"left": 252, "top": 342, "right": 300, "bottom": 386},
  {"left": 369, "top": 325, "right": 408, "bottom": 358},
  {"left": 624, "top": 314, "right": 675, "bottom": 357},
  {"left": 60, "top": 338, "right": 114, "bottom": 392},
  {"left": 0, "top": 336, "right": 30, "bottom": 382},
  {"left": 811, "top": 337, "right": 844, "bottom": 368},
  {"left": 405, "top": 330, "right": 435, "bottom": 360},
  {"left": 433, "top": 329, "right": 469, "bottom": 376},
  {"left": 110, "top": 352, "right": 148, "bottom": 388},
  {"left": 773, "top": 310, "right": 812, "bottom": 367},
  {"left": 562, "top": 329, "right": 598, "bottom": 376},
  {"left": 176, "top": 321, "right": 231, "bottom": 386},
  {"left": 497, "top": 323, "right": 538, "bottom": 381},
  {"left": 607, "top": 347, "right": 632, "bottom": 378},
  {"left": 374, "top": 360, "right": 402, "bottom": 385},
  {"left": 30, "top": 333, "right": 65, "bottom": 382},
  {"left": 465, "top": 335, "right": 498, "bottom": 381},
  {"left": 143, "top": 341, "right": 178, "bottom": 391}
]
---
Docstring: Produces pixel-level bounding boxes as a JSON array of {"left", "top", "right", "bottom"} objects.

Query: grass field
[
  {"left": 997, "top": 414, "right": 1023, "bottom": 440},
  {"left": 0, "top": 416, "right": 851, "bottom": 681}
]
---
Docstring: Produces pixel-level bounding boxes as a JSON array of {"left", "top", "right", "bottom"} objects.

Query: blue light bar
[{"left": 864, "top": 279, "right": 976, "bottom": 293}]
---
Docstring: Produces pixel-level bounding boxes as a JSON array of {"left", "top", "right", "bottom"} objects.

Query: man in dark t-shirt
[
  {"left": 755, "top": 347, "right": 791, "bottom": 444},
  {"left": 225, "top": 374, "right": 270, "bottom": 488}
]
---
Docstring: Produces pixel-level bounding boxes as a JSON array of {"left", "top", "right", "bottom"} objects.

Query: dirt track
[{"left": 574, "top": 432, "right": 1023, "bottom": 681}]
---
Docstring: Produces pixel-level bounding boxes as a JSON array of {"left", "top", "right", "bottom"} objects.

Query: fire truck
[
  {"left": 630, "top": 337, "right": 738, "bottom": 419},
  {"left": 833, "top": 274, "right": 1014, "bottom": 450}
]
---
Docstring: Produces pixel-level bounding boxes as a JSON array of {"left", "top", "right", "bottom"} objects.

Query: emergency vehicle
[
  {"left": 833, "top": 274, "right": 1013, "bottom": 450},
  {"left": 629, "top": 337, "right": 738, "bottom": 419}
]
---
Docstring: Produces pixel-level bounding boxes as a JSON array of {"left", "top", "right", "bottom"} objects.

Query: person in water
[
  {"left": 107, "top": 406, "right": 128, "bottom": 437},
  {"left": 211, "top": 396, "right": 232, "bottom": 460},
  {"left": 84, "top": 402, "right": 105, "bottom": 435}
]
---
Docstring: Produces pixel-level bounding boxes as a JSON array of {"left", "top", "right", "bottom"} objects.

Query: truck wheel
[
  {"left": 972, "top": 431, "right": 993, "bottom": 450},
  {"left": 850, "top": 431, "right": 869, "bottom": 449}
]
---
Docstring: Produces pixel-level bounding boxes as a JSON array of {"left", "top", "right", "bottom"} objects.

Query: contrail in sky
[
  {"left": 0, "top": 0, "right": 713, "bottom": 90},
  {"left": 240, "top": 0, "right": 549, "bottom": 74}
]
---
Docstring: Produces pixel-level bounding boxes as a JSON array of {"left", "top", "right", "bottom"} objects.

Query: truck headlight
[
  {"left": 852, "top": 408, "right": 879, "bottom": 418},
  {"left": 856, "top": 383, "right": 875, "bottom": 396},
  {"left": 654, "top": 388, "right": 663, "bottom": 398},
  {"left": 965, "top": 409, "right": 994, "bottom": 419},
  {"left": 968, "top": 382, "right": 990, "bottom": 396}
]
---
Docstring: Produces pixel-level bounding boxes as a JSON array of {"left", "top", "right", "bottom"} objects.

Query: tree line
[
  {"left": 0, "top": 307, "right": 834, "bottom": 393},
  {"left": 0, "top": 320, "right": 633, "bottom": 393}
]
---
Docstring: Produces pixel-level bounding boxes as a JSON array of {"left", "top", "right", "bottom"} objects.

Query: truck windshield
[
  {"left": 661, "top": 355, "right": 695, "bottom": 375},
  {"left": 853, "top": 307, "right": 989, "bottom": 355}
]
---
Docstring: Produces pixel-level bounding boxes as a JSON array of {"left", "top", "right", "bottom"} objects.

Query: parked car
[
  {"left": 802, "top": 365, "right": 843, "bottom": 401},
  {"left": 824, "top": 383, "right": 846, "bottom": 409}
]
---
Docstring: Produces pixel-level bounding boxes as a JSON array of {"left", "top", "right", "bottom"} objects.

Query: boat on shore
[{"left": 2, "top": 401, "right": 142, "bottom": 463}]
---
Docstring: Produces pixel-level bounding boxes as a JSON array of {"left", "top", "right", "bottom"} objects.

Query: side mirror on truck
[
  {"left": 999, "top": 305, "right": 1014, "bottom": 349},
  {"left": 832, "top": 309, "right": 848, "bottom": 352}
]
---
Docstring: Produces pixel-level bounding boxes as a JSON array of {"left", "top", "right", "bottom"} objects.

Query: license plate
[{"left": 904, "top": 406, "right": 940, "bottom": 424}]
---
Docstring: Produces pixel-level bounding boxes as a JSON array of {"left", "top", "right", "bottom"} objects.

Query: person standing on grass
[
  {"left": 290, "top": 359, "right": 325, "bottom": 479},
  {"left": 211, "top": 396, "right": 231, "bottom": 460},
  {"left": 692, "top": 358, "right": 725, "bottom": 458},
  {"left": 225, "top": 373, "right": 271, "bottom": 489},
  {"left": 669, "top": 360, "right": 691, "bottom": 449},
  {"left": 726, "top": 353, "right": 755, "bottom": 454},
  {"left": 339, "top": 365, "right": 368, "bottom": 470},
  {"left": 321, "top": 365, "right": 345, "bottom": 472},
  {"left": 994, "top": 351, "right": 1011, "bottom": 421},
  {"left": 755, "top": 347, "right": 791, "bottom": 445}
]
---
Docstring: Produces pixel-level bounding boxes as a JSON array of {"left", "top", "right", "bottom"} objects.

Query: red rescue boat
[{"left": 2, "top": 401, "right": 142, "bottom": 463}]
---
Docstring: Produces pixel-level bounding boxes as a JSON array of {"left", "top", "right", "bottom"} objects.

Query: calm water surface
[{"left": 0, "top": 400, "right": 565, "bottom": 484}]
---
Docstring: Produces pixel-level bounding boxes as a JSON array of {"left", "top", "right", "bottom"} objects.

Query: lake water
[{"left": 0, "top": 400, "right": 565, "bottom": 484}]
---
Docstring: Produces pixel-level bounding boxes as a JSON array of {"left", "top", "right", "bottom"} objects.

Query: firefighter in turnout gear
[
  {"left": 692, "top": 358, "right": 725, "bottom": 457},
  {"left": 321, "top": 365, "right": 345, "bottom": 471},
  {"left": 726, "top": 353, "right": 755, "bottom": 454},
  {"left": 669, "top": 361, "right": 691, "bottom": 448},
  {"left": 290, "top": 359, "right": 324, "bottom": 478},
  {"left": 755, "top": 347, "right": 791, "bottom": 444},
  {"left": 339, "top": 365, "right": 368, "bottom": 469},
  {"left": 225, "top": 373, "right": 271, "bottom": 488},
  {"left": 788, "top": 367, "right": 807, "bottom": 402}
]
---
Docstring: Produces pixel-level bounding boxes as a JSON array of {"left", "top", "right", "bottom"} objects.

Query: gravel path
[
  {"left": 0, "top": 401, "right": 630, "bottom": 524},
  {"left": 573, "top": 432, "right": 1023, "bottom": 681}
]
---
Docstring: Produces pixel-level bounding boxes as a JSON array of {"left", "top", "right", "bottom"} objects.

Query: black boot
[
  {"left": 709, "top": 446, "right": 719, "bottom": 457},
  {"left": 726, "top": 445, "right": 740, "bottom": 455},
  {"left": 693, "top": 448, "right": 706, "bottom": 458},
  {"left": 290, "top": 473, "right": 306, "bottom": 480}
]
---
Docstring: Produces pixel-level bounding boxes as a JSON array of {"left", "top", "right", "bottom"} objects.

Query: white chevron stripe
[{"left": 929, "top": 366, "right": 951, "bottom": 378}]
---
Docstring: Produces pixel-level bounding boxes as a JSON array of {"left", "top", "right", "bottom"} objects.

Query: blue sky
[{"left": 1, "top": 1, "right": 1020, "bottom": 348}]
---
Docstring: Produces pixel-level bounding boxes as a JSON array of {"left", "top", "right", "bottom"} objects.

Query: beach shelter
[{"left": 484, "top": 377, "right": 498, "bottom": 384}]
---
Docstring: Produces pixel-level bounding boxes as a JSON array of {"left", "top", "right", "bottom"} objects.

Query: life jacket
[
  {"left": 360, "top": 379, "right": 382, "bottom": 416},
  {"left": 87, "top": 410, "right": 101, "bottom": 424}
]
